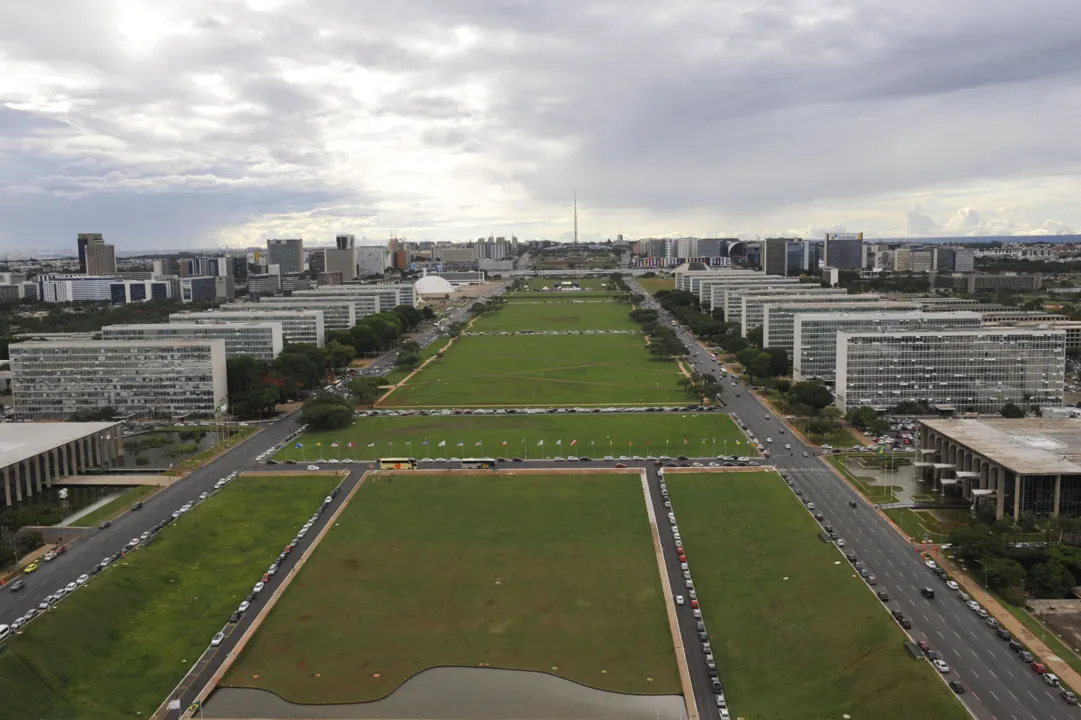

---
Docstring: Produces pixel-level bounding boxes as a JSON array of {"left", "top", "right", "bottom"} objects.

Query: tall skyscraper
[
  {"left": 336, "top": 234, "right": 356, "bottom": 250},
  {"left": 267, "top": 238, "right": 304, "bottom": 275},
  {"left": 762, "top": 237, "right": 789, "bottom": 276},
  {"left": 83, "top": 234, "right": 117, "bottom": 275},
  {"left": 77, "top": 233, "right": 101, "bottom": 274},
  {"left": 823, "top": 233, "right": 865, "bottom": 270}
]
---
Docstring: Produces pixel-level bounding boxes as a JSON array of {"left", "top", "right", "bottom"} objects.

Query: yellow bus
[{"left": 379, "top": 457, "right": 417, "bottom": 470}]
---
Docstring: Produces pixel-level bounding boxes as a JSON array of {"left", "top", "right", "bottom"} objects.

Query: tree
[
  {"left": 271, "top": 352, "right": 320, "bottom": 391},
  {"left": 392, "top": 304, "right": 423, "bottom": 330},
  {"left": 846, "top": 406, "right": 878, "bottom": 429},
  {"left": 350, "top": 324, "right": 380, "bottom": 355},
  {"left": 1028, "top": 559, "right": 1075, "bottom": 599},
  {"left": 301, "top": 394, "right": 354, "bottom": 430},
  {"left": 982, "top": 557, "right": 1026, "bottom": 593},
  {"left": 226, "top": 356, "right": 267, "bottom": 399},
  {"left": 765, "top": 347, "right": 789, "bottom": 377},
  {"left": 324, "top": 340, "right": 355, "bottom": 370},
  {"left": 746, "top": 326, "right": 764, "bottom": 348},
  {"left": 787, "top": 381, "right": 833, "bottom": 411},
  {"left": 421, "top": 305, "right": 435, "bottom": 320},
  {"left": 1000, "top": 402, "right": 1026, "bottom": 418}
]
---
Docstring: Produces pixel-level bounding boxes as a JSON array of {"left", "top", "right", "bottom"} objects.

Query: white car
[
  {"left": 932, "top": 659, "right": 950, "bottom": 673},
  {"left": 675, "top": 595, "right": 685, "bottom": 605},
  {"left": 64, "top": 582, "right": 77, "bottom": 593},
  {"left": 836, "top": 538, "right": 846, "bottom": 547},
  {"left": 253, "top": 581, "right": 265, "bottom": 593},
  {"left": 692, "top": 608, "right": 702, "bottom": 619},
  {"left": 199, "top": 492, "right": 209, "bottom": 500},
  {"left": 946, "top": 580, "right": 959, "bottom": 591},
  {"left": 238, "top": 601, "right": 250, "bottom": 612},
  {"left": 211, "top": 631, "right": 225, "bottom": 647},
  {"left": 76, "top": 574, "right": 89, "bottom": 585},
  {"left": 966, "top": 600, "right": 981, "bottom": 612},
  {"left": 925, "top": 560, "right": 938, "bottom": 570},
  {"left": 307, "top": 465, "right": 320, "bottom": 471},
  {"left": 784, "top": 444, "right": 792, "bottom": 450}
]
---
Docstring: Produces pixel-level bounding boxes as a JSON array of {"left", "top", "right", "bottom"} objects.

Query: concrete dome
[{"left": 414, "top": 275, "right": 456, "bottom": 296}]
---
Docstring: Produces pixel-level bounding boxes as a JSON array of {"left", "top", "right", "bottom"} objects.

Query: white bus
[{"left": 460, "top": 457, "right": 497, "bottom": 470}]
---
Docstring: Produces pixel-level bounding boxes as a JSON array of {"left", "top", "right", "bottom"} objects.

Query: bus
[
  {"left": 460, "top": 457, "right": 497, "bottom": 470},
  {"left": 379, "top": 457, "right": 417, "bottom": 470}
]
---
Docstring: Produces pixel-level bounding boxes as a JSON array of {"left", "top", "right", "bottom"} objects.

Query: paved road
[{"left": 628, "top": 278, "right": 1081, "bottom": 720}]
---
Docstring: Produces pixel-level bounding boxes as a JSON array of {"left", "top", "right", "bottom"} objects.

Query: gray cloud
[{"left": 1, "top": 0, "right": 1081, "bottom": 250}]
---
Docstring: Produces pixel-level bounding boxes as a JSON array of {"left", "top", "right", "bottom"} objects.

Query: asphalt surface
[
  {"left": 627, "top": 278, "right": 1081, "bottom": 720},
  {"left": 4, "top": 281, "right": 1077, "bottom": 720}
]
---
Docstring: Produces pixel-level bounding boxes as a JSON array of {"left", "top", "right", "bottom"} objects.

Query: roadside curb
[
  {"left": 932, "top": 550, "right": 1081, "bottom": 695},
  {"left": 181, "top": 470, "right": 354, "bottom": 718},
  {"left": 639, "top": 469, "right": 698, "bottom": 720}
]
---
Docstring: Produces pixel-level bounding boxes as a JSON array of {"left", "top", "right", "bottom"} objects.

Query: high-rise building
[
  {"left": 102, "top": 322, "right": 284, "bottom": 361},
  {"left": 835, "top": 328, "right": 1066, "bottom": 413},
  {"left": 267, "top": 238, "right": 304, "bottom": 275},
  {"left": 763, "top": 299, "right": 918, "bottom": 353},
  {"left": 336, "top": 234, "right": 356, "bottom": 250},
  {"left": 761, "top": 237, "right": 790, "bottom": 276},
  {"left": 357, "top": 246, "right": 388, "bottom": 276},
  {"left": 77, "top": 233, "right": 101, "bottom": 274},
  {"left": 823, "top": 233, "right": 864, "bottom": 270},
  {"left": 172, "top": 309, "right": 325, "bottom": 347},
  {"left": 240, "top": 297, "right": 357, "bottom": 330},
  {"left": 294, "top": 282, "right": 416, "bottom": 308},
  {"left": 179, "top": 277, "right": 218, "bottom": 303},
  {"left": 10, "top": 340, "right": 229, "bottom": 420},
  {"left": 793, "top": 311, "right": 984, "bottom": 382},
  {"left": 84, "top": 235, "right": 117, "bottom": 275},
  {"left": 325, "top": 248, "right": 358, "bottom": 281},
  {"left": 737, "top": 288, "right": 854, "bottom": 335}
]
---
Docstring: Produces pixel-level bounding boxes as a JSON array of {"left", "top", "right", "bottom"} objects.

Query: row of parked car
[
  {"left": 356, "top": 405, "right": 719, "bottom": 418},
  {"left": 208, "top": 485, "right": 341, "bottom": 649},
  {"left": 659, "top": 474, "right": 730, "bottom": 720},
  {"left": 255, "top": 424, "right": 310, "bottom": 463},
  {"left": 2, "top": 471, "right": 242, "bottom": 639}
]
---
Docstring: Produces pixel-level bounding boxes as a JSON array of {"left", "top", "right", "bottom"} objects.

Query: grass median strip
[
  {"left": 469, "top": 300, "right": 637, "bottom": 332},
  {"left": 0, "top": 474, "right": 340, "bottom": 720},
  {"left": 224, "top": 473, "right": 679, "bottom": 703},
  {"left": 666, "top": 471, "right": 967, "bottom": 720},
  {"left": 70, "top": 485, "right": 160, "bottom": 528},
  {"left": 275, "top": 412, "right": 752, "bottom": 462}
]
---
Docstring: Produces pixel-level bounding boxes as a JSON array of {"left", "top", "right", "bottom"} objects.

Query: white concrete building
[
  {"left": 740, "top": 289, "right": 869, "bottom": 335},
  {"left": 10, "top": 340, "right": 228, "bottom": 420},
  {"left": 835, "top": 328, "right": 1066, "bottom": 413},
  {"left": 0, "top": 422, "right": 125, "bottom": 506},
  {"left": 294, "top": 282, "right": 416, "bottom": 308},
  {"left": 763, "top": 300, "right": 918, "bottom": 353},
  {"left": 102, "top": 322, "right": 284, "bottom": 361},
  {"left": 171, "top": 309, "right": 325, "bottom": 347},
  {"left": 729, "top": 287, "right": 849, "bottom": 330},
  {"left": 238, "top": 298, "right": 357, "bottom": 330},
  {"left": 793, "top": 311, "right": 983, "bottom": 382}
]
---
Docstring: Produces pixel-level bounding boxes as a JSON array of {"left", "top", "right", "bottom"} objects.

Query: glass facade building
[
  {"left": 10, "top": 340, "right": 228, "bottom": 420},
  {"left": 101, "top": 322, "right": 284, "bottom": 361},
  {"left": 171, "top": 309, "right": 325, "bottom": 348},
  {"left": 793, "top": 311, "right": 983, "bottom": 382},
  {"left": 835, "top": 328, "right": 1067, "bottom": 413}
]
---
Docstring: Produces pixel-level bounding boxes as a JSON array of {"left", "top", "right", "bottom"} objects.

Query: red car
[
  {"left": 679, "top": 554, "right": 687, "bottom": 563},
  {"left": 691, "top": 599, "right": 700, "bottom": 609},
  {"left": 1032, "top": 662, "right": 1048, "bottom": 674},
  {"left": 55, "top": 545, "right": 67, "bottom": 556},
  {"left": 918, "top": 640, "right": 930, "bottom": 654},
  {"left": 615, "top": 463, "right": 627, "bottom": 468},
  {"left": 262, "top": 573, "right": 270, "bottom": 583}
]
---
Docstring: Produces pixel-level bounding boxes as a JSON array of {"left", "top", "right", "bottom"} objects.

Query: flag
[
  {"left": 317, "top": 442, "right": 322, "bottom": 447},
  {"left": 628, "top": 441, "right": 632, "bottom": 446},
  {"left": 502, "top": 440, "right": 508, "bottom": 446},
  {"left": 331, "top": 442, "right": 339, "bottom": 448},
  {"left": 556, "top": 439, "right": 562, "bottom": 446},
  {"left": 538, "top": 440, "right": 544, "bottom": 446},
  {"left": 367, "top": 442, "right": 375, "bottom": 447},
  {"left": 570, "top": 440, "right": 577, "bottom": 446},
  {"left": 457, "top": 441, "right": 464, "bottom": 447},
  {"left": 347, "top": 442, "right": 354, "bottom": 448},
  {"left": 878, "top": 446, "right": 884, "bottom": 455},
  {"left": 439, "top": 440, "right": 446, "bottom": 447},
  {"left": 295, "top": 442, "right": 303, "bottom": 448},
  {"left": 475, "top": 441, "right": 482, "bottom": 447},
  {"left": 387, "top": 441, "right": 393, "bottom": 446},
  {"left": 422, "top": 440, "right": 428, "bottom": 446}
]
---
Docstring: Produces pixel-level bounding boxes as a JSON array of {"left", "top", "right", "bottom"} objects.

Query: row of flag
[{"left": 295, "top": 438, "right": 743, "bottom": 448}]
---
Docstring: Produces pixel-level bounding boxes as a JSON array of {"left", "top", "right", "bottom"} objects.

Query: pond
[{"left": 117, "top": 428, "right": 243, "bottom": 469}]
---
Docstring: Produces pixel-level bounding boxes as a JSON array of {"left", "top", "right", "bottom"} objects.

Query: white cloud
[{"left": 1, "top": 0, "right": 1081, "bottom": 251}]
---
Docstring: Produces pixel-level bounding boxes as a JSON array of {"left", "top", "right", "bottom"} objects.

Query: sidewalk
[{"left": 932, "top": 549, "right": 1081, "bottom": 692}]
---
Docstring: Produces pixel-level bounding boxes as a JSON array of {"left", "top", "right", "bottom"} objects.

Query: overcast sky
[{"left": 2, "top": 0, "right": 1081, "bottom": 253}]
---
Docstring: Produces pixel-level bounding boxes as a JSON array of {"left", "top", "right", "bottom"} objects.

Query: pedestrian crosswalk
[{"left": 773, "top": 466, "right": 831, "bottom": 474}]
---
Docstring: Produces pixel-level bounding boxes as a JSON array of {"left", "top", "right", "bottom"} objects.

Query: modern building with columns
[
  {"left": 0, "top": 422, "right": 124, "bottom": 506},
  {"left": 917, "top": 418, "right": 1081, "bottom": 520}
]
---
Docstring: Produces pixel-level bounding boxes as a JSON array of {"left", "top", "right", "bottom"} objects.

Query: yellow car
[{"left": 23, "top": 562, "right": 39, "bottom": 574}]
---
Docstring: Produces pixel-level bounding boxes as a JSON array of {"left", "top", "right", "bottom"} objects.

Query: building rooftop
[
  {"left": 0, "top": 422, "right": 120, "bottom": 470},
  {"left": 921, "top": 418, "right": 1081, "bottom": 475},
  {"left": 797, "top": 310, "right": 982, "bottom": 322}
]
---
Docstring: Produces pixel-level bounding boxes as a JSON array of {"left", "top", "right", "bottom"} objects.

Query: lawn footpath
[
  {"left": 383, "top": 334, "right": 688, "bottom": 407},
  {"left": 275, "top": 412, "right": 752, "bottom": 462},
  {"left": 70, "top": 485, "right": 160, "bottom": 527},
  {"left": 0, "top": 475, "right": 340, "bottom": 720},
  {"left": 469, "top": 299, "right": 637, "bottom": 332},
  {"left": 223, "top": 473, "right": 680, "bottom": 703},
  {"left": 666, "top": 472, "right": 967, "bottom": 720}
]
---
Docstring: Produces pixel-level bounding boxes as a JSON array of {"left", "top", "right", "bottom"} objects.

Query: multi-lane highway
[{"left": 627, "top": 277, "right": 1079, "bottom": 720}]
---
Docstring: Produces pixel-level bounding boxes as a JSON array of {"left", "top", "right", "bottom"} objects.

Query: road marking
[
  {"left": 1008, "top": 689, "right": 1018, "bottom": 701},
  {"left": 937, "top": 630, "right": 945, "bottom": 639},
  {"left": 988, "top": 689, "right": 999, "bottom": 701},
  {"left": 1028, "top": 691, "right": 1039, "bottom": 703}
]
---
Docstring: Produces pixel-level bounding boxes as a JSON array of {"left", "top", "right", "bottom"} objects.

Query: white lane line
[
  {"left": 988, "top": 689, "right": 999, "bottom": 701},
  {"left": 1028, "top": 691, "right": 1039, "bottom": 703},
  {"left": 1008, "top": 689, "right": 1019, "bottom": 701}
]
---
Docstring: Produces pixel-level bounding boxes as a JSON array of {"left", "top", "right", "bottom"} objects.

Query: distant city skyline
[{"left": 2, "top": 2, "right": 1081, "bottom": 252}]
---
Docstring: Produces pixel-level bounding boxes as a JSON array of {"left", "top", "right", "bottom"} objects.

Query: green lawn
[
  {"left": 224, "top": 473, "right": 679, "bottom": 702},
  {"left": 382, "top": 334, "right": 688, "bottom": 406},
  {"left": 666, "top": 472, "right": 967, "bottom": 720},
  {"left": 274, "top": 411, "right": 752, "bottom": 461},
  {"left": 0, "top": 475, "right": 340, "bottom": 719},
  {"left": 883, "top": 508, "right": 968, "bottom": 543},
  {"left": 69, "top": 485, "right": 160, "bottom": 528},
  {"left": 469, "top": 300, "right": 637, "bottom": 332},
  {"left": 382, "top": 336, "right": 453, "bottom": 386},
  {"left": 515, "top": 276, "right": 616, "bottom": 291},
  {"left": 637, "top": 277, "right": 674, "bottom": 294},
  {"left": 825, "top": 454, "right": 903, "bottom": 504}
]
